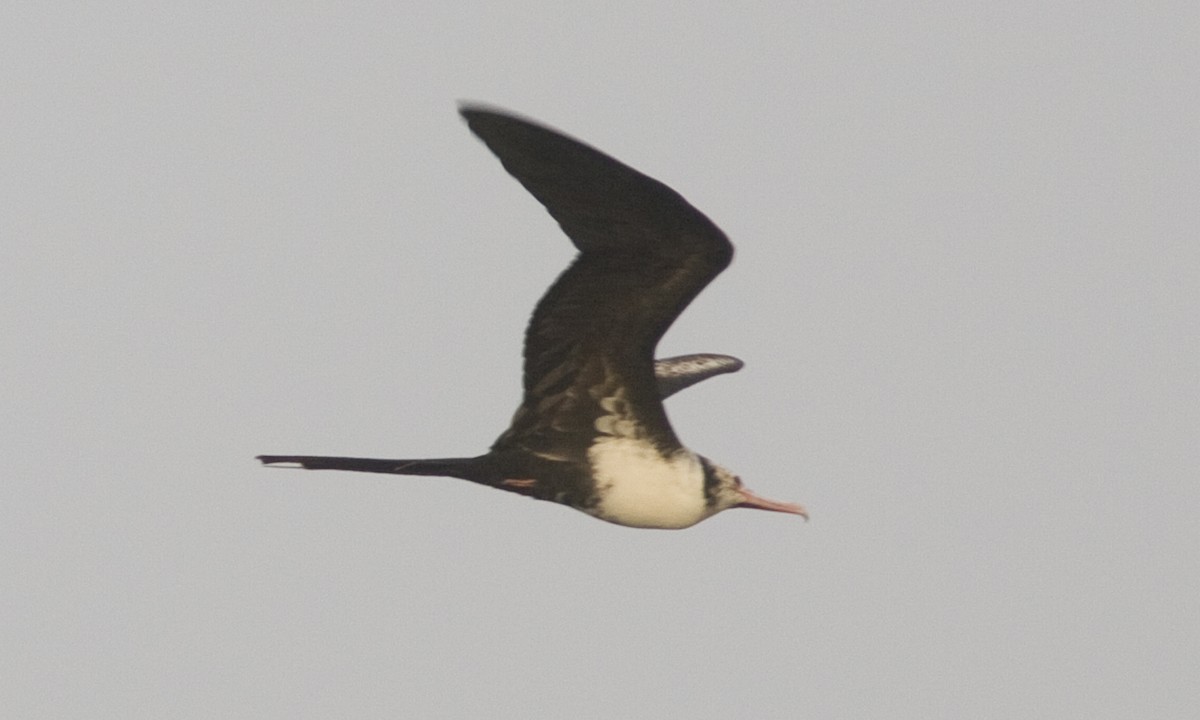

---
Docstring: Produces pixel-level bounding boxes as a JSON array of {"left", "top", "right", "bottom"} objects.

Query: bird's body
[{"left": 258, "top": 105, "right": 806, "bottom": 528}]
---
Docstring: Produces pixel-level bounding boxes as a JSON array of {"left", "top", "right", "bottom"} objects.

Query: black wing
[{"left": 460, "top": 105, "right": 733, "bottom": 458}]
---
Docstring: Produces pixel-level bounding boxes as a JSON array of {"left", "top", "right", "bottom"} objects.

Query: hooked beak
[{"left": 737, "top": 488, "right": 809, "bottom": 520}]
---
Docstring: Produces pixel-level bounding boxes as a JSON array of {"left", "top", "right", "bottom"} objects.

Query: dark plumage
[{"left": 258, "top": 105, "right": 806, "bottom": 528}]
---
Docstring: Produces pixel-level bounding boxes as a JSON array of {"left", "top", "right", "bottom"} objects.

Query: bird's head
[{"left": 700, "top": 456, "right": 808, "bottom": 519}]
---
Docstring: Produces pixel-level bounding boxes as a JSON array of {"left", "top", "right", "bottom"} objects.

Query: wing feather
[{"left": 460, "top": 106, "right": 733, "bottom": 456}]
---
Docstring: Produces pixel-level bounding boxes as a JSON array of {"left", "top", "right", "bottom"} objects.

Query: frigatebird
[{"left": 259, "top": 105, "right": 806, "bottom": 529}]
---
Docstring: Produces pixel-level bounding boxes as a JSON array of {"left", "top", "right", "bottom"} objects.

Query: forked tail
[{"left": 257, "top": 455, "right": 480, "bottom": 479}]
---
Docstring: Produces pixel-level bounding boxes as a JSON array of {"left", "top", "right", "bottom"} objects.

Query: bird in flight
[{"left": 259, "top": 105, "right": 806, "bottom": 529}]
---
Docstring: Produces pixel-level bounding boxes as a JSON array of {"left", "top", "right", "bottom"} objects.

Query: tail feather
[{"left": 257, "top": 455, "right": 479, "bottom": 479}]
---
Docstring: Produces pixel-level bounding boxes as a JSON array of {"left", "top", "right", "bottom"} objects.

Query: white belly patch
[{"left": 586, "top": 438, "right": 710, "bottom": 529}]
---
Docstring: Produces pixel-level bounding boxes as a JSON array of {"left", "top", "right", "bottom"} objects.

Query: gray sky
[{"left": 4, "top": 2, "right": 1197, "bottom": 718}]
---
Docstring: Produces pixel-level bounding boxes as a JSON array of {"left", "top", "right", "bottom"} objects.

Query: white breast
[{"left": 586, "top": 437, "right": 711, "bottom": 529}]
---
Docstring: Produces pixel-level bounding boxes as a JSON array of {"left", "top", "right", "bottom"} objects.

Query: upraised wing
[{"left": 460, "top": 106, "right": 733, "bottom": 459}]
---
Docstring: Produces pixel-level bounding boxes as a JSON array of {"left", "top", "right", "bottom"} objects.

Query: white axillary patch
[{"left": 593, "top": 392, "right": 641, "bottom": 439}]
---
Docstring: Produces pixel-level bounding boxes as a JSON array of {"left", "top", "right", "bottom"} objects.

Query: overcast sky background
[{"left": 3, "top": 3, "right": 1197, "bottom": 718}]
